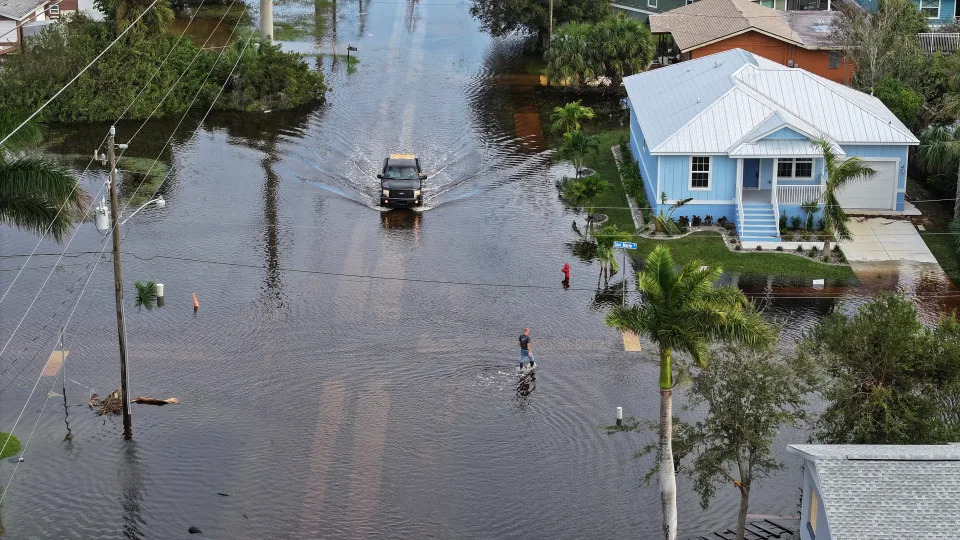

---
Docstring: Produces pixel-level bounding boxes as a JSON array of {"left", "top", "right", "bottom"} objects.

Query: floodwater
[{"left": 1, "top": 1, "right": 958, "bottom": 538}]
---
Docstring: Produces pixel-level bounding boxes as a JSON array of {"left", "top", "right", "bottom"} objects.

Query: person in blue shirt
[{"left": 518, "top": 328, "right": 534, "bottom": 370}]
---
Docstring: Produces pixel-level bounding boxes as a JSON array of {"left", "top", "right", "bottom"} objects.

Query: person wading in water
[{"left": 518, "top": 328, "right": 534, "bottom": 370}]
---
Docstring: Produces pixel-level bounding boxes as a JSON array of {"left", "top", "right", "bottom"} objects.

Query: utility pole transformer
[
  {"left": 107, "top": 126, "right": 133, "bottom": 440},
  {"left": 260, "top": 0, "right": 273, "bottom": 42}
]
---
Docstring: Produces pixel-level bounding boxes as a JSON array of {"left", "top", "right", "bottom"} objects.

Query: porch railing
[
  {"left": 777, "top": 184, "right": 824, "bottom": 205},
  {"left": 918, "top": 32, "right": 960, "bottom": 54}
]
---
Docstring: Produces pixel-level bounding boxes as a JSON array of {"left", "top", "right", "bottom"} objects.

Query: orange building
[{"left": 650, "top": 0, "right": 852, "bottom": 84}]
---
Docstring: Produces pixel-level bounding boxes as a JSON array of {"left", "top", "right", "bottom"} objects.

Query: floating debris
[
  {"left": 131, "top": 397, "right": 180, "bottom": 406},
  {"left": 89, "top": 389, "right": 123, "bottom": 416}
]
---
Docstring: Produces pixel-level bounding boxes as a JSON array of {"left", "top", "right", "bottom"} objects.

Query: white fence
[
  {"left": 918, "top": 33, "right": 960, "bottom": 54},
  {"left": 778, "top": 185, "right": 824, "bottom": 205}
]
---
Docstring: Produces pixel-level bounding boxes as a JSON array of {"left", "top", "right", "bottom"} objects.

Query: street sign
[{"left": 613, "top": 241, "right": 637, "bottom": 249}]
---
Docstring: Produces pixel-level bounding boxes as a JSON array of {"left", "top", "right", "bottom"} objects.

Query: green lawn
[
  {"left": 567, "top": 129, "right": 856, "bottom": 280},
  {"left": 632, "top": 232, "right": 855, "bottom": 280},
  {"left": 907, "top": 178, "right": 960, "bottom": 285}
]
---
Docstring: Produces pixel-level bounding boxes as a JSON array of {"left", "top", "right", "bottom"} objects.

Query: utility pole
[
  {"left": 260, "top": 0, "right": 273, "bottom": 42},
  {"left": 107, "top": 126, "right": 133, "bottom": 440}
]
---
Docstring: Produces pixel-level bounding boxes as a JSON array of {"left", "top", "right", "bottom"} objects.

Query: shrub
[
  {"left": 717, "top": 216, "right": 728, "bottom": 226},
  {"left": 755, "top": 245, "right": 763, "bottom": 251},
  {"left": 811, "top": 245, "right": 820, "bottom": 254},
  {"left": 816, "top": 218, "right": 826, "bottom": 231},
  {"left": 704, "top": 215, "right": 714, "bottom": 226},
  {"left": 790, "top": 216, "right": 802, "bottom": 230},
  {"left": 723, "top": 222, "right": 737, "bottom": 234},
  {"left": 0, "top": 15, "right": 326, "bottom": 122},
  {"left": 779, "top": 212, "right": 787, "bottom": 231},
  {"left": 678, "top": 216, "right": 690, "bottom": 227},
  {"left": 796, "top": 245, "right": 804, "bottom": 253},
  {"left": 692, "top": 215, "right": 703, "bottom": 227},
  {"left": 808, "top": 251, "right": 817, "bottom": 258},
  {"left": 776, "top": 246, "right": 784, "bottom": 251},
  {"left": 735, "top": 244, "right": 742, "bottom": 251}
]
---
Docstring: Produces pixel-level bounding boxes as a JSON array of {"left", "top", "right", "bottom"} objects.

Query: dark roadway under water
[{"left": 1, "top": 1, "right": 959, "bottom": 538}]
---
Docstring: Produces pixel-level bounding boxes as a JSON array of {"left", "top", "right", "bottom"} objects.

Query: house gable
[{"left": 760, "top": 127, "right": 808, "bottom": 141}]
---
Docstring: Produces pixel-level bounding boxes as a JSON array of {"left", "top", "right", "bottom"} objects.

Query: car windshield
[{"left": 384, "top": 165, "right": 418, "bottom": 180}]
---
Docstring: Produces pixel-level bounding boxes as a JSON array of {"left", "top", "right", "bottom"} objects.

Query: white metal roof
[
  {"left": 729, "top": 139, "right": 845, "bottom": 158},
  {"left": 0, "top": 0, "right": 44, "bottom": 19},
  {"left": 788, "top": 444, "right": 960, "bottom": 539},
  {"left": 622, "top": 49, "right": 919, "bottom": 156}
]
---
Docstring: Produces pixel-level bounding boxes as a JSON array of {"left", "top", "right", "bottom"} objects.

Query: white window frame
[
  {"left": 918, "top": 0, "right": 940, "bottom": 19},
  {"left": 648, "top": 0, "right": 658, "bottom": 8},
  {"left": 777, "top": 158, "right": 814, "bottom": 179},
  {"left": 689, "top": 156, "right": 711, "bottom": 190}
]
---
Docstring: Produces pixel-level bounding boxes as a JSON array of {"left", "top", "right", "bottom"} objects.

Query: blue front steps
[{"left": 740, "top": 203, "right": 779, "bottom": 243}]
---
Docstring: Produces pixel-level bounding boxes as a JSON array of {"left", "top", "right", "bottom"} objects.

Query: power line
[{"left": 118, "top": 250, "right": 960, "bottom": 299}]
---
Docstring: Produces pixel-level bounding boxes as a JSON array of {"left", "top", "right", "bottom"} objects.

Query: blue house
[
  {"left": 788, "top": 444, "right": 960, "bottom": 540},
  {"left": 853, "top": 0, "right": 958, "bottom": 27},
  {"left": 623, "top": 49, "right": 919, "bottom": 243}
]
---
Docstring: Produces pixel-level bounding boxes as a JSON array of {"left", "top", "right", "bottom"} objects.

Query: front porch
[{"left": 734, "top": 155, "right": 826, "bottom": 242}]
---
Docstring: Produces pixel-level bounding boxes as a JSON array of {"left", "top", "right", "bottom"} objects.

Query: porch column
[
  {"left": 771, "top": 158, "right": 778, "bottom": 205},
  {"left": 735, "top": 158, "right": 743, "bottom": 205}
]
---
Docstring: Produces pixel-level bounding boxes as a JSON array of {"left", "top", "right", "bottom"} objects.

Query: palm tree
[
  {"left": 605, "top": 246, "right": 773, "bottom": 540},
  {"left": 594, "top": 224, "right": 632, "bottom": 286},
  {"left": 918, "top": 124, "right": 960, "bottom": 221},
  {"left": 0, "top": 113, "right": 89, "bottom": 242},
  {"left": 549, "top": 100, "right": 595, "bottom": 136},
  {"left": 558, "top": 130, "right": 600, "bottom": 178},
  {"left": 546, "top": 23, "right": 597, "bottom": 90},
  {"left": 595, "top": 15, "right": 654, "bottom": 87},
  {"left": 98, "top": 0, "right": 175, "bottom": 37},
  {"left": 814, "top": 138, "right": 876, "bottom": 253}
]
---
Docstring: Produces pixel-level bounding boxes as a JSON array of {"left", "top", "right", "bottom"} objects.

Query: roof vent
[{"left": 696, "top": 97, "right": 701, "bottom": 103}]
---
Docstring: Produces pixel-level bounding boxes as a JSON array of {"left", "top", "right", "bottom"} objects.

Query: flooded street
[{"left": 1, "top": 1, "right": 958, "bottom": 538}]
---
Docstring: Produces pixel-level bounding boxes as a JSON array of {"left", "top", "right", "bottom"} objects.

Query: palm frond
[
  {"left": 0, "top": 112, "right": 44, "bottom": 157},
  {"left": 0, "top": 195, "right": 72, "bottom": 242},
  {"left": 0, "top": 158, "right": 91, "bottom": 215}
]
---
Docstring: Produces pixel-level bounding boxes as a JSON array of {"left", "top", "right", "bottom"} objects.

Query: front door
[{"left": 743, "top": 159, "right": 760, "bottom": 189}]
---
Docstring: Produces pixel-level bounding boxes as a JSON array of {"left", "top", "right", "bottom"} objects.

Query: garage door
[{"left": 835, "top": 160, "right": 897, "bottom": 210}]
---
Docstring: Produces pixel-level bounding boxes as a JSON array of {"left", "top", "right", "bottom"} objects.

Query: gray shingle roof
[
  {"left": 788, "top": 444, "right": 960, "bottom": 539},
  {"left": 0, "top": 0, "right": 45, "bottom": 19}
]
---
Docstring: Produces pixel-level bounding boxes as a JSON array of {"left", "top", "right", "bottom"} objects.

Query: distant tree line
[{"left": 0, "top": 7, "right": 326, "bottom": 123}]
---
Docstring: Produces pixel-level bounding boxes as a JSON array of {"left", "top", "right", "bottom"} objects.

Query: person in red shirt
[{"left": 562, "top": 263, "right": 571, "bottom": 288}]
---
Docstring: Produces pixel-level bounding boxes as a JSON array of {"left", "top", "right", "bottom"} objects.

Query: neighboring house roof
[
  {"left": 622, "top": 48, "right": 919, "bottom": 154},
  {"left": 0, "top": 0, "right": 45, "bottom": 19},
  {"left": 649, "top": 0, "right": 845, "bottom": 52},
  {"left": 788, "top": 444, "right": 960, "bottom": 539}
]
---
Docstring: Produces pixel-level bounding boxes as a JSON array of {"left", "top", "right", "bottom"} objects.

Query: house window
[
  {"left": 649, "top": 0, "right": 658, "bottom": 8},
  {"left": 829, "top": 51, "right": 841, "bottom": 69},
  {"left": 777, "top": 158, "right": 813, "bottom": 178},
  {"left": 777, "top": 159, "right": 794, "bottom": 178},
  {"left": 686, "top": 0, "right": 696, "bottom": 4},
  {"left": 794, "top": 158, "right": 813, "bottom": 178},
  {"left": 690, "top": 156, "right": 711, "bottom": 189},
  {"left": 919, "top": 0, "right": 939, "bottom": 18},
  {"left": 809, "top": 490, "right": 819, "bottom": 535}
]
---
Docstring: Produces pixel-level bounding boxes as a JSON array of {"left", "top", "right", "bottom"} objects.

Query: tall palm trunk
[
  {"left": 823, "top": 226, "right": 832, "bottom": 254},
  {"left": 659, "top": 348, "right": 677, "bottom": 540},
  {"left": 954, "top": 162, "right": 959, "bottom": 221}
]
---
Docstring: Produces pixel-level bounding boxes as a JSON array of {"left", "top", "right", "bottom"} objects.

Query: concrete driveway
[{"left": 840, "top": 217, "right": 937, "bottom": 263}]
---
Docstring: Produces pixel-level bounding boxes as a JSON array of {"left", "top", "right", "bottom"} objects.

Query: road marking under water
[
  {"left": 42, "top": 350, "right": 68, "bottom": 376},
  {"left": 345, "top": 380, "right": 391, "bottom": 540},
  {"left": 299, "top": 381, "right": 346, "bottom": 535},
  {"left": 621, "top": 331, "right": 642, "bottom": 352}
]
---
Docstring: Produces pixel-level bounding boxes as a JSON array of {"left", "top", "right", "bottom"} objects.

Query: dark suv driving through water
[{"left": 378, "top": 154, "right": 426, "bottom": 208}]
